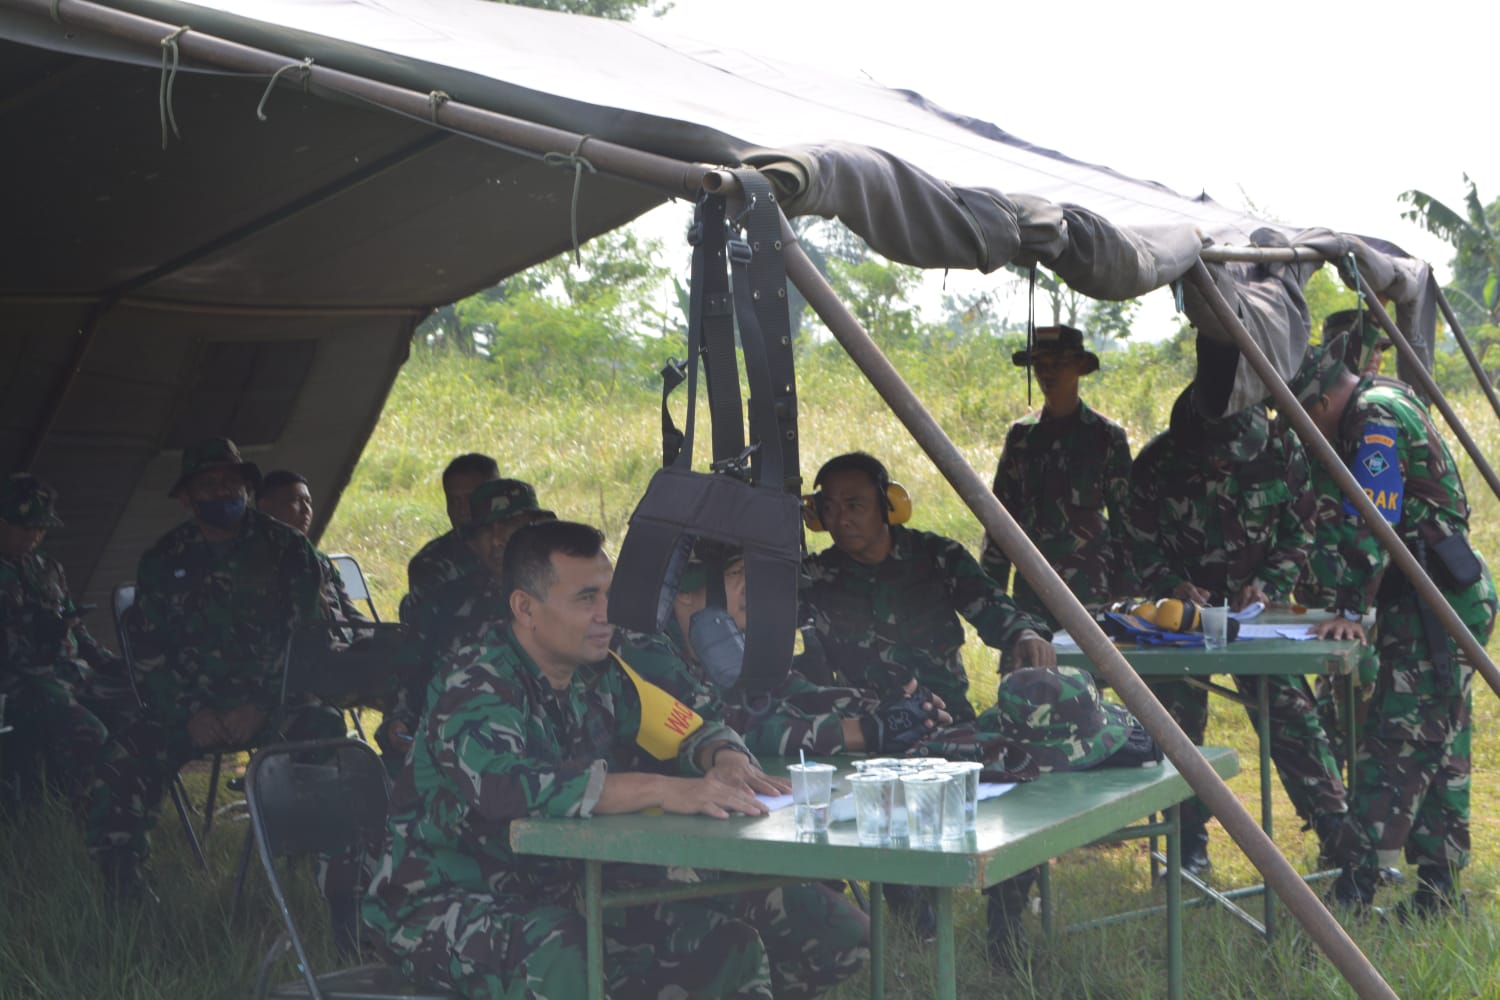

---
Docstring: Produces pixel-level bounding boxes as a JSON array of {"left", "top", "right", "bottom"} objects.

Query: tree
[
  {"left": 493, "top": 0, "right": 668, "bottom": 20},
  {"left": 1399, "top": 176, "right": 1500, "bottom": 381}
]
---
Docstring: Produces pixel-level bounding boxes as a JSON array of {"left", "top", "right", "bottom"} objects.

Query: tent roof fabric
[{"left": 0, "top": 0, "right": 1430, "bottom": 623}]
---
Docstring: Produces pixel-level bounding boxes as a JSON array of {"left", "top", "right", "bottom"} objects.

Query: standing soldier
[
  {"left": 0, "top": 473, "right": 128, "bottom": 810},
  {"left": 982, "top": 325, "right": 1133, "bottom": 631},
  {"left": 86, "top": 437, "right": 345, "bottom": 897},
  {"left": 1290, "top": 333, "right": 1496, "bottom": 916},
  {"left": 1126, "top": 386, "right": 1348, "bottom": 877},
  {"left": 398, "top": 452, "right": 499, "bottom": 625}
]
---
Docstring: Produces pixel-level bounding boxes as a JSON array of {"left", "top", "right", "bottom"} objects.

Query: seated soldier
[
  {"left": 86, "top": 437, "right": 345, "bottom": 897},
  {"left": 801, "top": 452, "right": 1055, "bottom": 722},
  {"left": 377, "top": 478, "right": 554, "bottom": 764},
  {"left": 398, "top": 452, "right": 498, "bottom": 625},
  {"left": 257, "top": 469, "right": 369, "bottom": 623},
  {"left": 362, "top": 520, "right": 867, "bottom": 999},
  {"left": 0, "top": 473, "right": 132, "bottom": 811},
  {"left": 620, "top": 545, "right": 949, "bottom": 758}
]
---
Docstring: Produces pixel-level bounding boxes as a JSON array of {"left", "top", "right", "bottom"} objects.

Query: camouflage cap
[
  {"left": 993, "top": 666, "right": 1134, "bottom": 771},
  {"left": 467, "top": 478, "right": 554, "bottom": 530},
  {"left": 1012, "top": 325, "right": 1101, "bottom": 374},
  {"left": 0, "top": 472, "right": 64, "bottom": 528},
  {"left": 1286, "top": 332, "right": 1351, "bottom": 408},
  {"left": 169, "top": 436, "right": 261, "bottom": 497}
]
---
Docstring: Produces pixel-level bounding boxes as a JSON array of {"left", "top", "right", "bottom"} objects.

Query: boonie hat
[
  {"left": 169, "top": 437, "right": 261, "bottom": 498},
  {"left": 994, "top": 666, "right": 1135, "bottom": 771},
  {"left": 1012, "top": 325, "right": 1101, "bottom": 375},
  {"left": 0, "top": 472, "right": 64, "bottom": 528},
  {"left": 467, "top": 478, "right": 554, "bottom": 531}
]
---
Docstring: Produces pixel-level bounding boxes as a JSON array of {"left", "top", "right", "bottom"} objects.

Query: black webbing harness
[{"left": 611, "top": 172, "right": 802, "bottom": 694}]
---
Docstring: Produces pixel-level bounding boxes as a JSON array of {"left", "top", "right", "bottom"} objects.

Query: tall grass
[{"left": 5, "top": 340, "right": 1499, "bottom": 998}]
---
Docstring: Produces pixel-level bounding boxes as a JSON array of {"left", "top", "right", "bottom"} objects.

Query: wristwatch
[{"left": 1339, "top": 608, "right": 1362, "bottom": 622}]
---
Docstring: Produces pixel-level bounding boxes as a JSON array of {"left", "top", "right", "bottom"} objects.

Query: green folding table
[
  {"left": 1054, "top": 611, "right": 1363, "bottom": 939},
  {"left": 511, "top": 746, "right": 1238, "bottom": 1000}
]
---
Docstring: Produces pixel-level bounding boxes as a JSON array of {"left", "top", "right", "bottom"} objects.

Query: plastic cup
[
  {"left": 938, "top": 772, "right": 966, "bottom": 840},
  {"left": 848, "top": 772, "right": 896, "bottom": 845},
  {"left": 787, "top": 762, "right": 836, "bottom": 835},
  {"left": 900, "top": 773, "right": 947, "bottom": 847},
  {"left": 1201, "top": 604, "right": 1229, "bottom": 651},
  {"left": 935, "top": 761, "right": 983, "bottom": 831}
]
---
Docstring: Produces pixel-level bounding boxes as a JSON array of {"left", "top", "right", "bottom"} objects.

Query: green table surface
[
  {"left": 509, "top": 747, "right": 1238, "bottom": 891},
  {"left": 1055, "top": 610, "right": 1363, "bottom": 677}
]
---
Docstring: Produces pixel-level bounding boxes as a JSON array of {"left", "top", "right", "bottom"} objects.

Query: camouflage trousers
[
  {"left": 377, "top": 878, "right": 867, "bottom": 1000},
  {"left": 1311, "top": 641, "right": 1379, "bottom": 776},
  {"left": 1147, "top": 674, "right": 1346, "bottom": 833},
  {"left": 1332, "top": 588, "right": 1495, "bottom": 872},
  {"left": 84, "top": 701, "right": 344, "bottom": 870},
  {"left": 1, "top": 673, "right": 112, "bottom": 809}
]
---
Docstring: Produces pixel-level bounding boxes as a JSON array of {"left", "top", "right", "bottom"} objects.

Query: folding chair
[
  {"left": 246, "top": 738, "right": 455, "bottom": 1000},
  {"left": 112, "top": 581, "right": 220, "bottom": 870},
  {"left": 327, "top": 553, "right": 381, "bottom": 622}
]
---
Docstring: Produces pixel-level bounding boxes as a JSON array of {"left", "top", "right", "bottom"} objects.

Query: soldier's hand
[
  {"left": 1311, "top": 618, "right": 1366, "bottom": 643},
  {"left": 220, "top": 704, "right": 268, "bottom": 745},
  {"left": 662, "top": 776, "right": 770, "bottom": 819},
  {"left": 1008, "top": 629, "right": 1056, "bottom": 668},
  {"left": 187, "top": 708, "right": 227, "bottom": 749},
  {"left": 707, "top": 750, "right": 790, "bottom": 797},
  {"left": 1232, "top": 584, "right": 1268, "bottom": 612},
  {"left": 1172, "top": 582, "right": 1214, "bottom": 604}
]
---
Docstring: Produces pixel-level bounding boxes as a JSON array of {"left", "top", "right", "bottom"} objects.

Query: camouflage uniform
[
  {"left": 363, "top": 624, "right": 866, "bottom": 999},
  {"left": 316, "top": 550, "right": 370, "bottom": 624},
  {"left": 981, "top": 400, "right": 1134, "bottom": 629},
  {"left": 398, "top": 529, "right": 481, "bottom": 626},
  {"left": 0, "top": 474, "right": 131, "bottom": 807},
  {"left": 802, "top": 525, "right": 1048, "bottom": 721},
  {"left": 86, "top": 507, "right": 344, "bottom": 872},
  {"left": 619, "top": 620, "right": 875, "bottom": 758},
  {"left": 1126, "top": 393, "right": 1347, "bottom": 839},
  {"left": 1314, "top": 375, "right": 1496, "bottom": 881}
]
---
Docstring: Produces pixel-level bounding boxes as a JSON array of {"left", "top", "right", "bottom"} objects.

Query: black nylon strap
[
  {"left": 659, "top": 358, "right": 686, "bottom": 466},
  {"left": 696, "top": 193, "right": 746, "bottom": 466}
]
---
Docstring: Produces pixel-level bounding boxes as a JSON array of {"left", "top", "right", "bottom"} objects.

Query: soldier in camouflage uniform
[
  {"left": 1290, "top": 335, "right": 1496, "bottom": 916},
  {"left": 362, "top": 520, "right": 867, "bottom": 999},
  {"left": 801, "top": 452, "right": 1054, "bottom": 723},
  {"left": 621, "top": 548, "right": 948, "bottom": 759},
  {"left": 982, "top": 325, "right": 1134, "bottom": 631},
  {"left": 398, "top": 453, "right": 498, "bottom": 626},
  {"left": 0, "top": 473, "right": 132, "bottom": 810},
  {"left": 379, "top": 479, "right": 554, "bottom": 766},
  {"left": 257, "top": 469, "right": 370, "bottom": 624},
  {"left": 85, "top": 437, "right": 345, "bottom": 893},
  {"left": 1126, "top": 385, "right": 1348, "bottom": 876}
]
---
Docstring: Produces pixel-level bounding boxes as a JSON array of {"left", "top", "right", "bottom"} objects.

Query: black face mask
[
  {"left": 689, "top": 606, "right": 746, "bottom": 690},
  {"left": 194, "top": 494, "right": 247, "bottom": 530}
]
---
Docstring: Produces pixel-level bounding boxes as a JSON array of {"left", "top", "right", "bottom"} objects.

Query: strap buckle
[
  {"left": 726, "top": 237, "right": 753, "bottom": 264},
  {"left": 711, "top": 443, "right": 759, "bottom": 477}
]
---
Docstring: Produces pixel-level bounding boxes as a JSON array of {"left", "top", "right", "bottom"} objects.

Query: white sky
[{"left": 640, "top": 0, "right": 1497, "bottom": 338}]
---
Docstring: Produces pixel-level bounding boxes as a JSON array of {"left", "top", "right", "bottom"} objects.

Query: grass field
[{"left": 5, "top": 339, "right": 1500, "bottom": 998}]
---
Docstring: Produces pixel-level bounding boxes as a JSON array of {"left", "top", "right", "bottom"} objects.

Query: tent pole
[
  {"left": 1433, "top": 285, "right": 1500, "bottom": 424},
  {"left": 780, "top": 219, "right": 1397, "bottom": 1000},
  {"left": 19, "top": 304, "right": 103, "bottom": 469},
  {"left": 1347, "top": 270, "right": 1500, "bottom": 506},
  {"left": 1185, "top": 261, "right": 1500, "bottom": 703}
]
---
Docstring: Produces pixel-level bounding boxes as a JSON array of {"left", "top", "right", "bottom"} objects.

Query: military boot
[
  {"left": 1329, "top": 865, "right": 1379, "bottom": 916},
  {"left": 1181, "top": 818, "right": 1212, "bottom": 879},
  {"left": 1394, "top": 866, "right": 1467, "bottom": 923}
]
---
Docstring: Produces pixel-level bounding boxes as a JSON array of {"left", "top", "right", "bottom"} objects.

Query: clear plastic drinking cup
[
  {"left": 935, "top": 761, "right": 983, "bottom": 831},
  {"left": 848, "top": 772, "right": 896, "bottom": 845},
  {"left": 1201, "top": 604, "right": 1229, "bottom": 651},
  {"left": 900, "top": 773, "right": 947, "bottom": 847},
  {"left": 787, "top": 762, "right": 836, "bottom": 835}
]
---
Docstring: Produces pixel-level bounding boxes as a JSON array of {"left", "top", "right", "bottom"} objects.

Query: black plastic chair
[{"left": 246, "top": 738, "right": 455, "bottom": 1000}]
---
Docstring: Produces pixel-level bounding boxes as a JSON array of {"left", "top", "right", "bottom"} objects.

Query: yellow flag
[{"left": 611, "top": 651, "right": 704, "bottom": 761}]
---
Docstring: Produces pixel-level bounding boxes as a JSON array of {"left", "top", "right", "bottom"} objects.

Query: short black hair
[
  {"left": 257, "top": 469, "right": 308, "bottom": 499},
  {"left": 442, "top": 453, "right": 499, "bottom": 488},
  {"left": 502, "top": 520, "right": 606, "bottom": 601},
  {"left": 814, "top": 452, "right": 890, "bottom": 494}
]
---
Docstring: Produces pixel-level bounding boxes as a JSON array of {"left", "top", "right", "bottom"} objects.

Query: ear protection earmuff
[{"left": 801, "top": 481, "right": 912, "bottom": 532}]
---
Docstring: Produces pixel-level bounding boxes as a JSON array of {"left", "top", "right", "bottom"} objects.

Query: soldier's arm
[
  {"left": 133, "top": 547, "right": 198, "bottom": 719},
  {"left": 1334, "top": 402, "right": 1405, "bottom": 613},
  {"left": 938, "top": 534, "right": 1050, "bottom": 650},
  {"left": 979, "top": 434, "right": 1021, "bottom": 590},
  {"left": 0, "top": 570, "right": 67, "bottom": 679},
  {"left": 1125, "top": 453, "right": 1184, "bottom": 596},
  {"left": 1104, "top": 425, "right": 1136, "bottom": 597},
  {"left": 1255, "top": 439, "right": 1316, "bottom": 600}
]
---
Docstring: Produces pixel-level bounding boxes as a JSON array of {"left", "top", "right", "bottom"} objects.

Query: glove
[{"left": 860, "top": 685, "right": 939, "bottom": 754}]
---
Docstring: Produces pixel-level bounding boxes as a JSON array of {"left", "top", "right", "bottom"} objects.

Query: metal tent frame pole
[
  {"left": 780, "top": 222, "right": 1398, "bottom": 1000},
  {"left": 1432, "top": 285, "right": 1500, "bottom": 425},
  {"left": 1185, "top": 260, "right": 1500, "bottom": 702}
]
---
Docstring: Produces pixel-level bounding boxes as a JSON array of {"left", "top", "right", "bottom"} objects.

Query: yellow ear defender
[
  {"left": 801, "top": 482, "right": 913, "bottom": 532},
  {"left": 1153, "top": 598, "right": 1201, "bottom": 633}
]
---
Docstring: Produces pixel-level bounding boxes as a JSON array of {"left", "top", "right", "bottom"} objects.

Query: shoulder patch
[{"left": 1343, "top": 421, "right": 1402, "bottom": 523}]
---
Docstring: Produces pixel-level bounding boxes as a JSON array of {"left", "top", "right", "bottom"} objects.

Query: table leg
[
  {"left": 1258, "top": 676, "right": 1275, "bottom": 941},
  {"left": 1344, "top": 672, "right": 1359, "bottom": 794},
  {"left": 935, "top": 886, "right": 957, "bottom": 1000},
  {"left": 868, "top": 882, "right": 884, "bottom": 1000},
  {"left": 1038, "top": 861, "right": 1053, "bottom": 935},
  {"left": 1166, "top": 803, "right": 1182, "bottom": 1000},
  {"left": 586, "top": 860, "right": 603, "bottom": 1000}
]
